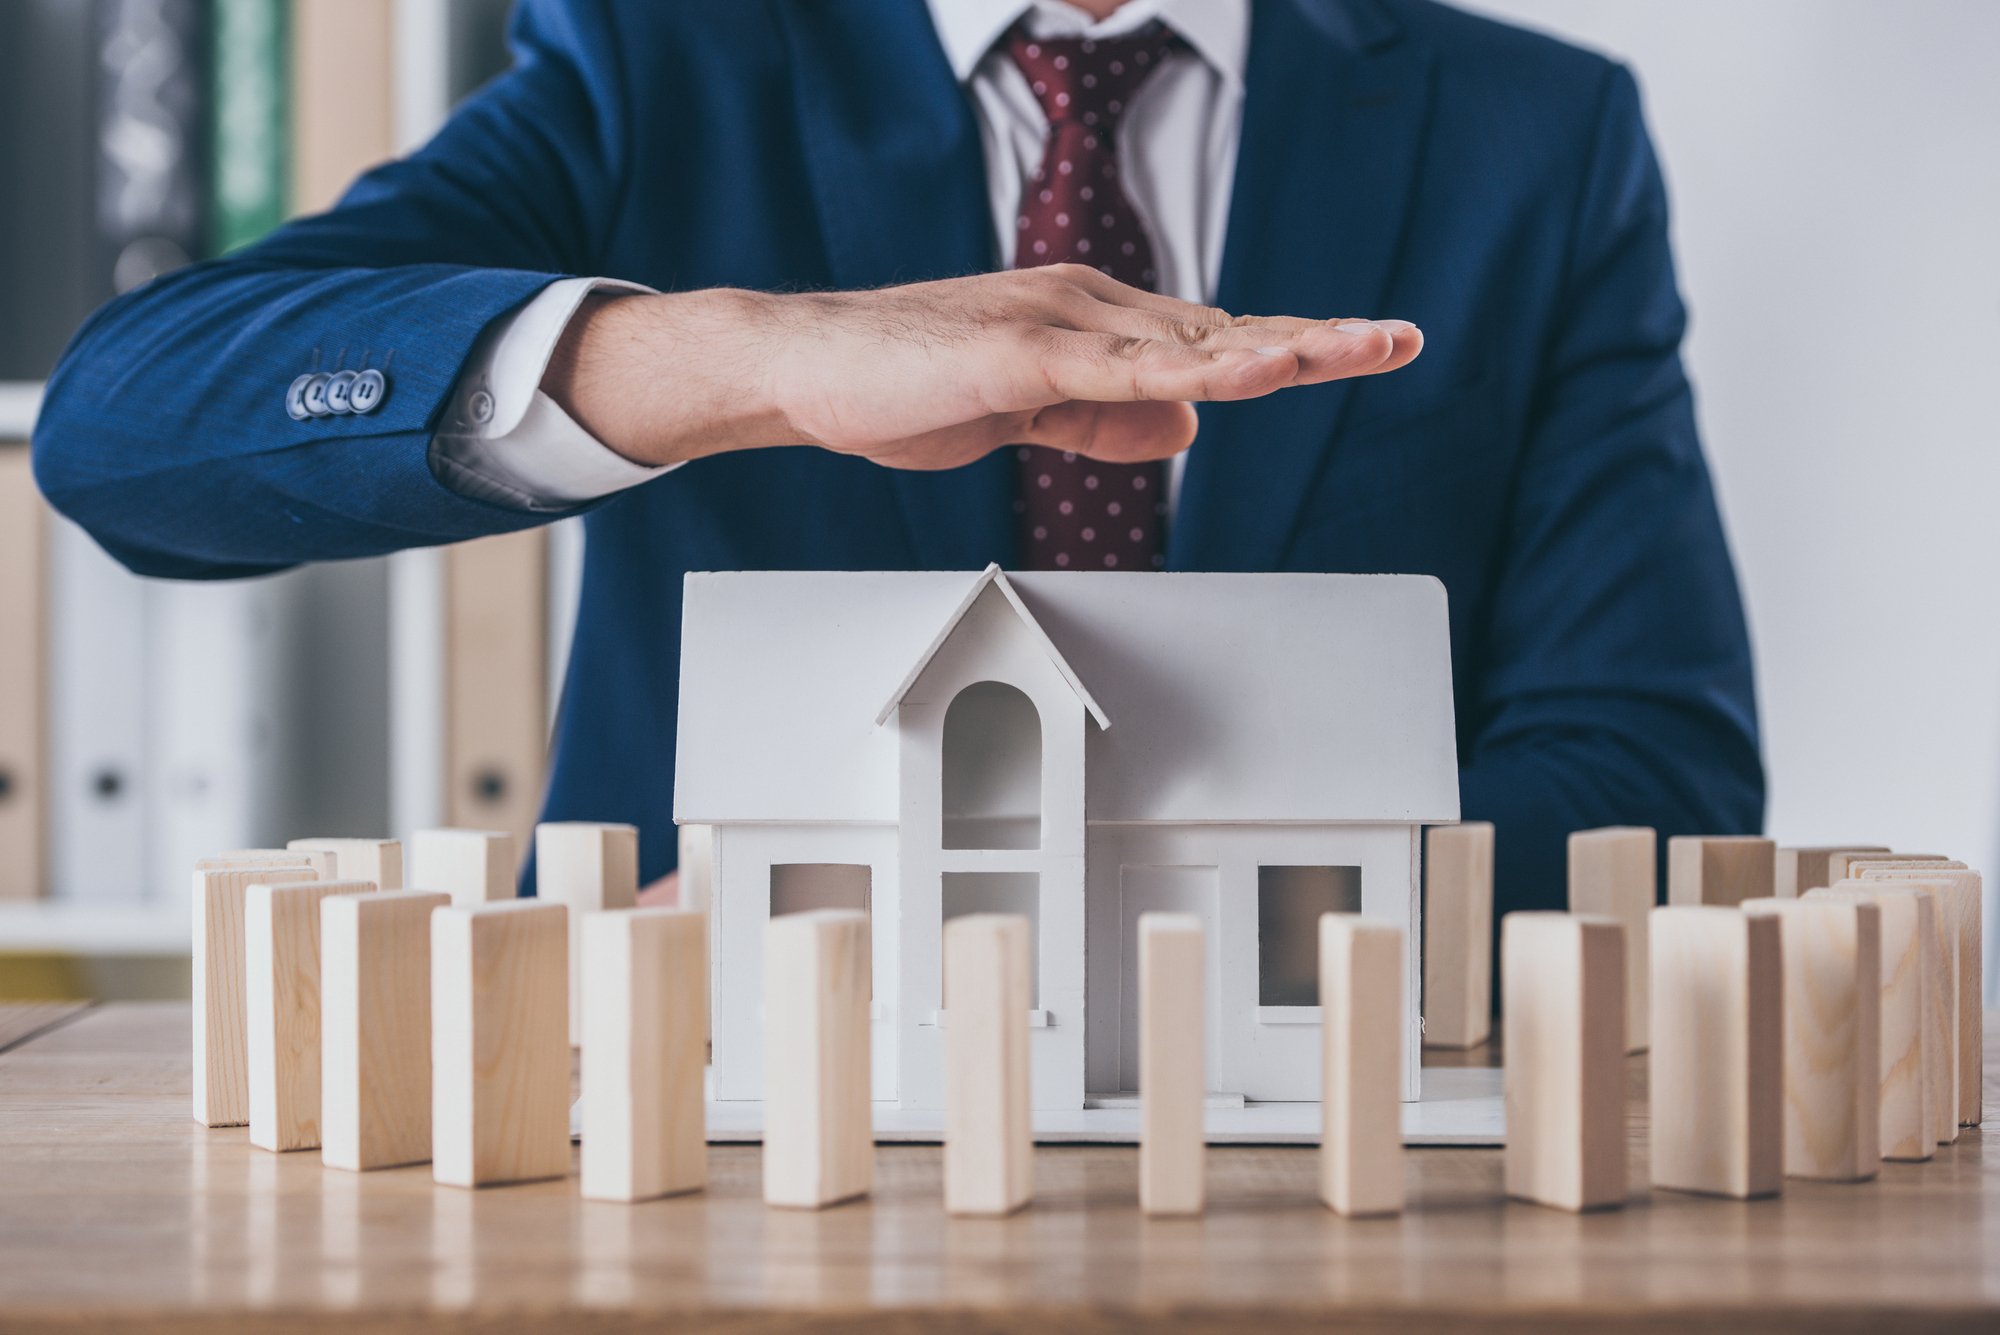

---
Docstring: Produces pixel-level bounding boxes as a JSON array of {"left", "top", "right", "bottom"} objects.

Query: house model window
[{"left": 679, "top": 565, "right": 1460, "bottom": 1117}]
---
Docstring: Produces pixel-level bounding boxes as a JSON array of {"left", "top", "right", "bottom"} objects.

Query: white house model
[{"left": 676, "top": 565, "right": 1459, "bottom": 1125}]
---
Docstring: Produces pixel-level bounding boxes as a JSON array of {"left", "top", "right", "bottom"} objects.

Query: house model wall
[{"left": 676, "top": 567, "right": 1459, "bottom": 1117}]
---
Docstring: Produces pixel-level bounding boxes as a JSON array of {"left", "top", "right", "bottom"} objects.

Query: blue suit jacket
[{"left": 33, "top": 0, "right": 1763, "bottom": 910}]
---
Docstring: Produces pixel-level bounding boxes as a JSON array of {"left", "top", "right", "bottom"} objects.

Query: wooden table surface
[{"left": 0, "top": 1002, "right": 1993, "bottom": 1333}]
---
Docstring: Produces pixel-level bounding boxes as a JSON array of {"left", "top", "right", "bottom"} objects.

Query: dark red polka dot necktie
[{"left": 1005, "top": 21, "right": 1178, "bottom": 572}]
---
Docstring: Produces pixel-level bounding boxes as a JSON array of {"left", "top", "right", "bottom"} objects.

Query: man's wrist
[{"left": 541, "top": 287, "right": 796, "bottom": 468}]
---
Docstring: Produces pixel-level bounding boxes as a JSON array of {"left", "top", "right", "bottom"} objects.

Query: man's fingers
[
  {"left": 1021, "top": 399, "right": 1197, "bottom": 462},
  {"left": 1030, "top": 329, "right": 1302, "bottom": 406},
  {"left": 1068, "top": 296, "right": 1423, "bottom": 384}
]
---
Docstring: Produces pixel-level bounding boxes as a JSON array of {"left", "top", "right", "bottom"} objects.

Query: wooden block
[
  {"left": 1501, "top": 912, "right": 1626, "bottom": 1212},
  {"left": 206, "top": 849, "right": 336, "bottom": 880},
  {"left": 1776, "top": 846, "right": 1887, "bottom": 898},
  {"left": 536, "top": 822, "right": 639, "bottom": 1046},
  {"left": 1807, "top": 884, "right": 1935, "bottom": 1160},
  {"left": 1648, "top": 907, "right": 1782, "bottom": 1198},
  {"left": 677, "top": 823, "right": 715, "bottom": 912},
  {"left": 1421, "top": 821, "right": 1493, "bottom": 1050},
  {"left": 1742, "top": 897, "right": 1880, "bottom": 1181},
  {"left": 410, "top": 828, "right": 515, "bottom": 907},
  {"left": 246, "top": 880, "right": 375, "bottom": 1152},
  {"left": 431, "top": 900, "right": 570, "bottom": 1188},
  {"left": 1138, "top": 912, "right": 1205, "bottom": 1216},
  {"left": 580, "top": 907, "right": 708, "bottom": 1202},
  {"left": 323, "top": 890, "right": 452, "bottom": 1171},
  {"left": 1568, "top": 826, "right": 1656, "bottom": 1053},
  {"left": 1318, "top": 914, "right": 1404, "bottom": 1217},
  {"left": 943, "top": 913, "right": 1033, "bottom": 1217},
  {"left": 288, "top": 837, "right": 403, "bottom": 890},
  {"left": 192, "top": 863, "right": 320, "bottom": 1127},
  {"left": 763, "top": 909, "right": 872, "bottom": 1209},
  {"left": 1856, "top": 866, "right": 1982, "bottom": 1129},
  {"left": 1667, "top": 836, "right": 1775, "bottom": 907}
]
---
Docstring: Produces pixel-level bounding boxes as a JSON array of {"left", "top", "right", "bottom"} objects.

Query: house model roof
[{"left": 675, "top": 568, "right": 1460, "bottom": 826}]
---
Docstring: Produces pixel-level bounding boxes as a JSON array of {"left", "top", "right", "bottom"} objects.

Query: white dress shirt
[{"left": 431, "top": 0, "right": 1249, "bottom": 513}]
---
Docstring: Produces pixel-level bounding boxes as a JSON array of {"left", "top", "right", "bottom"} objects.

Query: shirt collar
[{"left": 926, "top": 0, "right": 1250, "bottom": 89}]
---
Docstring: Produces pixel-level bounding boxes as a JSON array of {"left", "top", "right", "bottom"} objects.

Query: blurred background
[{"left": 1, "top": 0, "right": 1995, "bottom": 1001}]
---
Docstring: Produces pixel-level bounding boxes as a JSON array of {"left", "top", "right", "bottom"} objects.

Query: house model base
[{"left": 676, "top": 567, "right": 1484, "bottom": 1139}]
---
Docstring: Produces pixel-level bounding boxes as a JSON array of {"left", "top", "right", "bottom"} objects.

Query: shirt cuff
[{"left": 429, "top": 276, "right": 677, "bottom": 512}]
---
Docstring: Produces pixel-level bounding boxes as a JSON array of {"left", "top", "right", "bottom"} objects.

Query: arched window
[{"left": 941, "top": 681, "right": 1041, "bottom": 850}]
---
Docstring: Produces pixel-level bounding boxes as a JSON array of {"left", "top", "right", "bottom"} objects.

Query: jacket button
[
  {"left": 349, "top": 368, "right": 387, "bottom": 414},
  {"left": 286, "top": 374, "right": 315, "bottom": 420},
  {"left": 324, "top": 370, "right": 358, "bottom": 414},
  {"left": 301, "top": 373, "right": 333, "bottom": 416}
]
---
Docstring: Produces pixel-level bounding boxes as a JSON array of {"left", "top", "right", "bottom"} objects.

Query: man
[{"left": 32, "top": 0, "right": 1762, "bottom": 911}]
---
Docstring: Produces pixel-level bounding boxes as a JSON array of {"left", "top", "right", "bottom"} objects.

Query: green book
[{"left": 210, "top": 0, "right": 289, "bottom": 254}]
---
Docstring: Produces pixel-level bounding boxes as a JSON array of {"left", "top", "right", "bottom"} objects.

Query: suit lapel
[
  {"left": 776, "top": 0, "right": 1019, "bottom": 572},
  {"left": 1171, "top": 0, "right": 1435, "bottom": 572}
]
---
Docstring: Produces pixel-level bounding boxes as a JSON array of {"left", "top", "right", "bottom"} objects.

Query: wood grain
[
  {"left": 1568, "top": 826, "right": 1656, "bottom": 1052},
  {"left": 763, "top": 909, "right": 872, "bottom": 1209},
  {"left": 1856, "top": 866, "right": 1983, "bottom": 1128},
  {"left": 943, "top": 913, "right": 1033, "bottom": 1217},
  {"left": 580, "top": 907, "right": 708, "bottom": 1203},
  {"left": 322, "top": 890, "right": 451, "bottom": 1171},
  {"left": 1319, "top": 915, "right": 1404, "bottom": 1216},
  {"left": 1807, "top": 884, "right": 1935, "bottom": 1160},
  {"left": 1648, "top": 906, "right": 1782, "bottom": 1198},
  {"left": 1502, "top": 912, "right": 1626, "bottom": 1212},
  {"left": 193, "top": 864, "right": 321, "bottom": 1127},
  {"left": 1421, "top": 822, "right": 1493, "bottom": 1050},
  {"left": 536, "top": 822, "right": 639, "bottom": 1046},
  {"left": 245, "top": 880, "right": 376, "bottom": 1152},
  {"left": 1139, "top": 913, "right": 1206, "bottom": 1216},
  {"left": 1742, "top": 897, "right": 1881, "bottom": 1181},
  {"left": 431, "top": 901, "right": 569, "bottom": 1188},
  {"left": 1667, "top": 837, "right": 1775, "bottom": 908},
  {"left": 2, "top": 1004, "right": 1999, "bottom": 1332}
]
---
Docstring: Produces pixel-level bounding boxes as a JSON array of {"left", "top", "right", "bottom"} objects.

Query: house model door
[{"left": 1115, "top": 864, "right": 1228, "bottom": 1098}]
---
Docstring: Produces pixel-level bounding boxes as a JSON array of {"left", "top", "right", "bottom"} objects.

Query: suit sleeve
[
  {"left": 32, "top": 0, "right": 628, "bottom": 578},
  {"left": 1457, "top": 64, "right": 1765, "bottom": 915}
]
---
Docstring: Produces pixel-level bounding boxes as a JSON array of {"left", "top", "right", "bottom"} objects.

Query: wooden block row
[
  {"left": 1805, "top": 884, "right": 1935, "bottom": 1160},
  {"left": 193, "top": 859, "right": 322, "bottom": 1127},
  {"left": 1668, "top": 836, "right": 1774, "bottom": 908},
  {"left": 1776, "top": 845, "right": 1886, "bottom": 898},
  {"left": 536, "top": 822, "right": 639, "bottom": 1046},
  {"left": 1855, "top": 864, "right": 1981, "bottom": 1128},
  {"left": 1421, "top": 822, "right": 1493, "bottom": 1051},
  {"left": 246, "top": 879, "right": 376, "bottom": 1151},
  {"left": 410, "top": 828, "right": 515, "bottom": 907},
  {"left": 1569, "top": 826, "right": 1655, "bottom": 1053},
  {"left": 1649, "top": 906, "right": 1782, "bottom": 1198},
  {"left": 1502, "top": 912, "right": 1625, "bottom": 1212},
  {"left": 1742, "top": 897, "right": 1880, "bottom": 1181}
]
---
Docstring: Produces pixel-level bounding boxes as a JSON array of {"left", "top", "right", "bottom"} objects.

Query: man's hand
[{"left": 543, "top": 264, "right": 1421, "bottom": 472}]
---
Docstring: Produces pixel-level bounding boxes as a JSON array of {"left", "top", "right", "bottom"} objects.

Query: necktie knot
[{"left": 1004, "top": 21, "right": 1179, "bottom": 129}]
